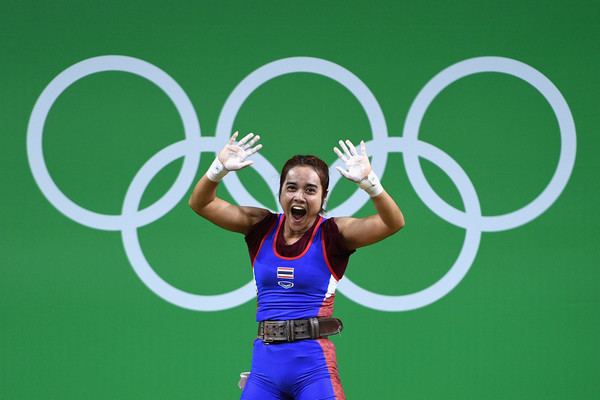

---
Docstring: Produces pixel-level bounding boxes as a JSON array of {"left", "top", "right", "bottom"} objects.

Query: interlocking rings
[{"left": 26, "top": 55, "right": 576, "bottom": 312}]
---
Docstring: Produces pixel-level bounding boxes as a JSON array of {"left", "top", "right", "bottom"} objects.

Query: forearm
[
  {"left": 333, "top": 139, "right": 406, "bottom": 248},
  {"left": 187, "top": 132, "right": 267, "bottom": 233},
  {"left": 371, "top": 190, "right": 405, "bottom": 233},
  {"left": 336, "top": 190, "right": 404, "bottom": 249},
  {"left": 357, "top": 167, "right": 404, "bottom": 232},
  {"left": 188, "top": 175, "right": 219, "bottom": 215},
  {"left": 188, "top": 153, "right": 231, "bottom": 214}
]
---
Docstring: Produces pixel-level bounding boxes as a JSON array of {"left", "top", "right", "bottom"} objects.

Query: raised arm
[
  {"left": 188, "top": 132, "right": 269, "bottom": 235},
  {"left": 333, "top": 139, "right": 405, "bottom": 249}
]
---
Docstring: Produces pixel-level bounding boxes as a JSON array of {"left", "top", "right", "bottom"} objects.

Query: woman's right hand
[{"left": 218, "top": 131, "right": 263, "bottom": 171}]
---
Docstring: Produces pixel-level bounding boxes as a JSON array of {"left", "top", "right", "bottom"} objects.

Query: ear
[{"left": 321, "top": 190, "right": 329, "bottom": 211}]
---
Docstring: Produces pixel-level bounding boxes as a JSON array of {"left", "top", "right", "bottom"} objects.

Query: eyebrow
[{"left": 285, "top": 181, "right": 319, "bottom": 188}]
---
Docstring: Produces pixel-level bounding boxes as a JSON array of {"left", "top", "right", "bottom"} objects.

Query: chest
[{"left": 253, "top": 238, "right": 331, "bottom": 292}]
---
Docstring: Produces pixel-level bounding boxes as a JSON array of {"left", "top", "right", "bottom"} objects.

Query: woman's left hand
[
  {"left": 332, "top": 139, "right": 404, "bottom": 249},
  {"left": 333, "top": 139, "right": 371, "bottom": 183}
]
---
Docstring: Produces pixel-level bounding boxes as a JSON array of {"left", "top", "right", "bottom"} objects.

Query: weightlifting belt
[{"left": 257, "top": 317, "right": 343, "bottom": 343}]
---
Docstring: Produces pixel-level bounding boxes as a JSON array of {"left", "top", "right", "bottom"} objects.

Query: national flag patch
[{"left": 277, "top": 267, "right": 294, "bottom": 279}]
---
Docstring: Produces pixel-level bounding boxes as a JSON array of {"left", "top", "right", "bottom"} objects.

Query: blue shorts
[{"left": 241, "top": 338, "right": 345, "bottom": 400}]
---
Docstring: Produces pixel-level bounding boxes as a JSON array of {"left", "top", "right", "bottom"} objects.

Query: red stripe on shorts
[{"left": 317, "top": 338, "right": 346, "bottom": 399}]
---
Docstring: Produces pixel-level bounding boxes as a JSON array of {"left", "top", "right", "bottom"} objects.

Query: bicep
[
  {"left": 192, "top": 198, "right": 269, "bottom": 235},
  {"left": 335, "top": 215, "right": 396, "bottom": 249}
]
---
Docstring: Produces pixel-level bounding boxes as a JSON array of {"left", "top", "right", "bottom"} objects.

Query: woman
[{"left": 189, "top": 132, "right": 404, "bottom": 400}]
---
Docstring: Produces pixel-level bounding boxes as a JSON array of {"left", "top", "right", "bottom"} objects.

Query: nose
[{"left": 292, "top": 191, "right": 305, "bottom": 202}]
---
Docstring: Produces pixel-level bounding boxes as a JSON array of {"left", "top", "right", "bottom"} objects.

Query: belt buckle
[
  {"left": 268, "top": 322, "right": 280, "bottom": 344},
  {"left": 260, "top": 320, "right": 296, "bottom": 343},
  {"left": 262, "top": 321, "right": 286, "bottom": 344},
  {"left": 259, "top": 322, "right": 273, "bottom": 344}
]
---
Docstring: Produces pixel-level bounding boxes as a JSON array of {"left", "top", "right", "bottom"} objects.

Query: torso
[{"left": 252, "top": 214, "right": 341, "bottom": 321}]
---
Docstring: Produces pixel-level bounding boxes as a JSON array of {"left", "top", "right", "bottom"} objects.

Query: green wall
[{"left": 2, "top": 1, "right": 599, "bottom": 398}]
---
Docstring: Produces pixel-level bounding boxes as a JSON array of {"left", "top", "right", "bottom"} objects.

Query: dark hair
[{"left": 279, "top": 155, "right": 329, "bottom": 213}]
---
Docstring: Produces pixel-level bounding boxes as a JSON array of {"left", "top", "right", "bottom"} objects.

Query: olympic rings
[{"left": 26, "top": 55, "right": 576, "bottom": 312}]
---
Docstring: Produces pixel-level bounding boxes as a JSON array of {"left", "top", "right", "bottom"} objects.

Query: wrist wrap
[
  {"left": 359, "top": 170, "right": 384, "bottom": 197},
  {"left": 206, "top": 158, "right": 229, "bottom": 182}
]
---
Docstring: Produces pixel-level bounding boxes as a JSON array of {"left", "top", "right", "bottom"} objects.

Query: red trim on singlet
[
  {"left": 272, "top": 215, "right": 323, "bottom": 260},
  {"left": 251, "top": 219, "right": 278, "bottom": 267},
  {"left": 317, "top": 339, "right": 346, "bottom": 399},
  {"left": 318, "top": 230, "right": 339, "bottom": 317},
  {"left": 318, "top": 295, "right": 335, "bottom": 317}
]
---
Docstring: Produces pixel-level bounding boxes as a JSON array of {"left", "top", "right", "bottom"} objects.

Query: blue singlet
[{"left": 241, "top": 214, "right": 345, "bottom": 400}]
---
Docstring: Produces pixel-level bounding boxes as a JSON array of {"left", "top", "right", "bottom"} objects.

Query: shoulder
[
  {"left": 321, "top": 216, "right": 355, "bottom": 279},
  {"left": 244, "top": 212, "right": 279, "bottom": 264},
  {"left": 329, "top": 216, "right": 352, "bottom": 231},
  {"left": 322, "top": 216, "right": 340, "bottom": 233},
  {"left": 322, "top": 217, "right": 354, "bottom": 255},
  {"left": 326, "top": 216, "right": 353, "bottom": 244},
  {"left": 245, "top": 211, "right": 278, "bottom": 240}
]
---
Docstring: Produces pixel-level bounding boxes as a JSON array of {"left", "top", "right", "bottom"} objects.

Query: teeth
[{"left": 291, "top": 205, "right": 307, "bottom": 219}]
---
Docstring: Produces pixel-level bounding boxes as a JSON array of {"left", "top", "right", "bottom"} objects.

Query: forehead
[{"left": 284, "top": 166, "right": 321, "bottom": 186}]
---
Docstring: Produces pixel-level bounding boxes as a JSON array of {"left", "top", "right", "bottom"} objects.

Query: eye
[{"left": 306, "top": 187, "right": 317, "bottom": 194}]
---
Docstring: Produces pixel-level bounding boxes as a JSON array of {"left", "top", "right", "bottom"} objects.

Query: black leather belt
[{"left": 257, "top": 317, "right": 343, "bottom": 343}]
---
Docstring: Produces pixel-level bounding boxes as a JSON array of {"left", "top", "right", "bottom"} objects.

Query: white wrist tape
[
  {"left": 206, "top": 158, "right": 229, "bottom": 182},
  {"left": 358, "top": 170, "right": 384, "bottom": 197}
]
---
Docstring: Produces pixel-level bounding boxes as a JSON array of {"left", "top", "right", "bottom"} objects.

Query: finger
[
  {"left": 335, "top": 166, "right": 351, "bottom": 179},
  {"left": 239, "top": 160, "right": 254, "bottom": 168},
  {"left": 339, "top": 140, "right": 351, "bottom": 158},
  {"left": 247, "top": 143, "right": 263, "bottom": 156},
  {"left": 246, "top": 134, "right": 261, "bottom": 149},
  {"left": 333, "top": 146, "right": 347, "bottom": 161},
  {"left": 238, "top": 132, "right": 255, "bottom": 147},
  {"left": 360, "top": 140, "right": 367, "bottom": 156},
  {"left": 228, "top": 131, "right": 239, "bottom": 145},
  {"left": 345, "top": 139, "right": 358, "bottom": 156}
]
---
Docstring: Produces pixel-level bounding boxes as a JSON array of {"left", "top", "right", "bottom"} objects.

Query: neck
[{"left": 282, "top": 215, "right": 318, "bottom": 244}]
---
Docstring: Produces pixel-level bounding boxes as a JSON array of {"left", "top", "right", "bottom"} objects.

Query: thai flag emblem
[{"left": 277, "top": 267, "right": 294, "bottom": 279}]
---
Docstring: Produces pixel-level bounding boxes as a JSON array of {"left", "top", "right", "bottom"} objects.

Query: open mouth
[{"left": 290, "top": 205, "right": 307, "bottom": 221}]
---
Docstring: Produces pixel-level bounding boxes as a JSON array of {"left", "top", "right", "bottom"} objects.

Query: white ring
[
  {"left": 121, "top": 141, "right": 257, "bottom": 310},
  {"left": 402, "top": 56, "right": 576, "bottom": 231},
  {"left": 215, "top": 56, "right": 390, "bottom": 217},
  {"left": 338, "top": 137, "right": 482, "bottom": 311},
  {"left": 26, "top": 55, "right": 201, "bottom": 230}
]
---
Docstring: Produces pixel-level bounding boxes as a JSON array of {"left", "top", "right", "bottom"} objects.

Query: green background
[{"left": 2, "top": 1, "right": 599, "bottom": 398}]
